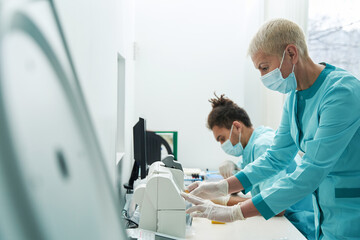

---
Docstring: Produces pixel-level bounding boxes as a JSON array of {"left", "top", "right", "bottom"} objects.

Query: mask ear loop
[
  {"left": 292, "top": 63, "right": 295, "bottom": 73},
  {"left": 279, "top": 50, "right": 287, "bottom": 69},
  {"left": 229, "top": 124, "right": 234, "bottom": 140}
]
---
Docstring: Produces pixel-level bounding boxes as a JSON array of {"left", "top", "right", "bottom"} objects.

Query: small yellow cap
[{"left": 211, "top": 220, "right": 225, "bottom": 224}]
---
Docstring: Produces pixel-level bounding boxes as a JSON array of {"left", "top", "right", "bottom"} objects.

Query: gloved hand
[
  {"left": 219, "top": 160, "right": 238, "bottom": 179},
  {"left": 187, "top": 180, "right": 228, "bottom": 199},
  {"left": 211, "top": 195, "right": 231, "bottom": 206},
  {"left": 181, "top": 192, "right": 245, "bottom": 222}
]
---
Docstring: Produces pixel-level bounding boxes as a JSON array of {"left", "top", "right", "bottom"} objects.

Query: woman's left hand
[{"left": 181, "top": 192, "right": 245, "bottom": 222}]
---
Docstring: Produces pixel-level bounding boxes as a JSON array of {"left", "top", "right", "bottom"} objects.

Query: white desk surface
[{"left": 187, "top": 216, "right": 306, "bottom": 240}]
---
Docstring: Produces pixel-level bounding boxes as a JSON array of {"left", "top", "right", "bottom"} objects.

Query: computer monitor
[
  {"left": 124, "top": 118, "right": 147, "bottom": 191},
  {"left": 146, "top": 131, "right": 173, "bottom": 165},
  {"left": 133, "top": 117, "right": 147, "bottom": 179}
]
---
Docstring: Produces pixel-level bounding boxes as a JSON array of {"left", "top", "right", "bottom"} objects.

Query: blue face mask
[
  {"left": 260, "top": 50, "right": 297, "bottom": 94},
  {"left": 221, "top": 124, "right": 243, "bottom": 157}
]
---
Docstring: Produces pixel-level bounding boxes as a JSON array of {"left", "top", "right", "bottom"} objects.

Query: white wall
[
  {"left": 54, "top": 0, "right": 136, "bottom": 186},
  {"left": 134, "top": 0, "right": 265, "bottom": 170},
  {"left": 53, "top": 0, "right": 310, "bottom": 178},
  {"left": 133, "top": 0, "right": 310, "bottom": 170},
  {"left": 116, "top": 0, "right": 137, "bottom": 186},
  {"left": 246, "top": 0, "right": 310, "bottom": 131},
  {"left": 261, "top": 0, "right": 309, "bottom": 129},
  {"left": 243, "top": 1, "right": 266, "bottom": 128}
]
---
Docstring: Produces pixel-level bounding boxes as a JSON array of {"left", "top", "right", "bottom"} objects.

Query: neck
[
  {"left": 295, "top": 57, "right": 325, "bottom": 91},
  {"left": 241, "top": 126, "right": 254, "bottom": 148}
]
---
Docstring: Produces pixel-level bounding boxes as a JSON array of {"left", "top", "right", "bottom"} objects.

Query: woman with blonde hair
[{"left": 183, "top": 19, "right": 360, "bottom": 239}]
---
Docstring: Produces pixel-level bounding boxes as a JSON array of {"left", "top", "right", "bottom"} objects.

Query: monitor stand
[{"left": 123, "top": 162, "right": 140, "bottom": 193}]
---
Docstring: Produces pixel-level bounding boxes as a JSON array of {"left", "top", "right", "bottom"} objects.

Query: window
[{"left": 308, "top": 0, "right": 360, "bottom": 78}]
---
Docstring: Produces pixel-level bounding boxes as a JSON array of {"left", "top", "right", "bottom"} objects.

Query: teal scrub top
[
  {"left": 241, "top": 126, "right": 287, "bottom": 196},
  {"left": 241, "top": 126, "right": 315, "bottom": 240},
  {"left": 236, "top": 63, "right": 360, "bottom": 239}
]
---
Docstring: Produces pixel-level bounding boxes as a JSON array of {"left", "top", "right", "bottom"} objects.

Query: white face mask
[
  {"left": 260, "top": 50, "right": 297, "bottom": 93},
  {"left": 221, "top": 124, "right": 243, "bottom": 157}
]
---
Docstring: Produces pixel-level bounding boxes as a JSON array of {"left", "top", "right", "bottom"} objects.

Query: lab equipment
[
  {"left": 0, "top": 1, "right": 128, "bottom": 239},
  {"left": 132, "top": 155, "right": 186, "bottom": 238},
  {"left": 134, "top": 118, "right": 148, "bottom": 179},
  {"left": 211, "top": 221, "right": 226, "bottom": 224},
  {"left": 124, "top": 117, "right": 148, "bottom": 191},
  {"left": 146, "top": 131, "right": 173, "bottom": 165},
  {"left": 154, "top": 131, "right": 178, "bottom": 160},
  {"left": 183, "top": 168, "right": 202, "bottom": 176},
  {"left": 204, "top": 171, "right": 223, "bottom": 182},
  {"left": 183, "top": 168, "right": 204, "bottom": 182}
]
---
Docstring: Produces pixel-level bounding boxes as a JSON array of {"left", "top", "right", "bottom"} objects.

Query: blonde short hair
[{"left": 248, "top": 18, "right": 309, "bottom": 59}]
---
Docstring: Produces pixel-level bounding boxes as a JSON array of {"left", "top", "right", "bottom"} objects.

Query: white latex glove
[
  {"left": 181, "top": 192, "right": 245, "bottom": 222},
  {"left": 219, "top": 160, "right": 238, "bottom": 179},
  {"left": 187, "top": 180, "right": 228, "bottom": 200},
  {"left": 211, "top": 195, "right": 231, "bottom": 206}
]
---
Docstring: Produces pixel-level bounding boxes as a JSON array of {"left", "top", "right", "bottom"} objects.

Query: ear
[
  {"left": 286, "top": 44, "right": 299, "bottom": 64},
  {"left": 232, "top": 121, "right": 242, "bottom": 131}
]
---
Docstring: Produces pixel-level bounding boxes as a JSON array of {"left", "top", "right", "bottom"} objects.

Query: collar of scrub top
[
  {"left": 295, "top": 62, "right": 334, "bottom": 99},
  {"left": 292, "top": 62, "right": 335, "bottom": 149},
  {"left": 241, "top": 126, "right": 265, "bottom": 166}
]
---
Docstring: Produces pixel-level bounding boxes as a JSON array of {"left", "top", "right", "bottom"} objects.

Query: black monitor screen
[{"left": 133, "top": 117, "right": 147, "bottom": 179}]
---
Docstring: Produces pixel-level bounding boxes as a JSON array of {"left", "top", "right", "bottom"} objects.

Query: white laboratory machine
[
  {"left": 133, "top": 155, "right": 186, "bottom": 238},
  {"left": 0, "top": 1, "right": 128, "bottom": 239}
]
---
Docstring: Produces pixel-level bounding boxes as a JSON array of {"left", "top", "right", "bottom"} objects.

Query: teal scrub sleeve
[
  {"left": 235, "top": 97, "right": 298, "bottom": 191},
  {"left": 253, "top": 85, "right": 360, "bottom": 219},
  {"left": 253, "top": 144, "right": 285, "bottom": 192},
  {"left": 253, "top": 143, "right": 270, "bottom": 161}
]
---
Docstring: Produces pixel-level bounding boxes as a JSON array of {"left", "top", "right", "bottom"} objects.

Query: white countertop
[{"left": 187, "top": 216, "right": 306, "bottom": 240}]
